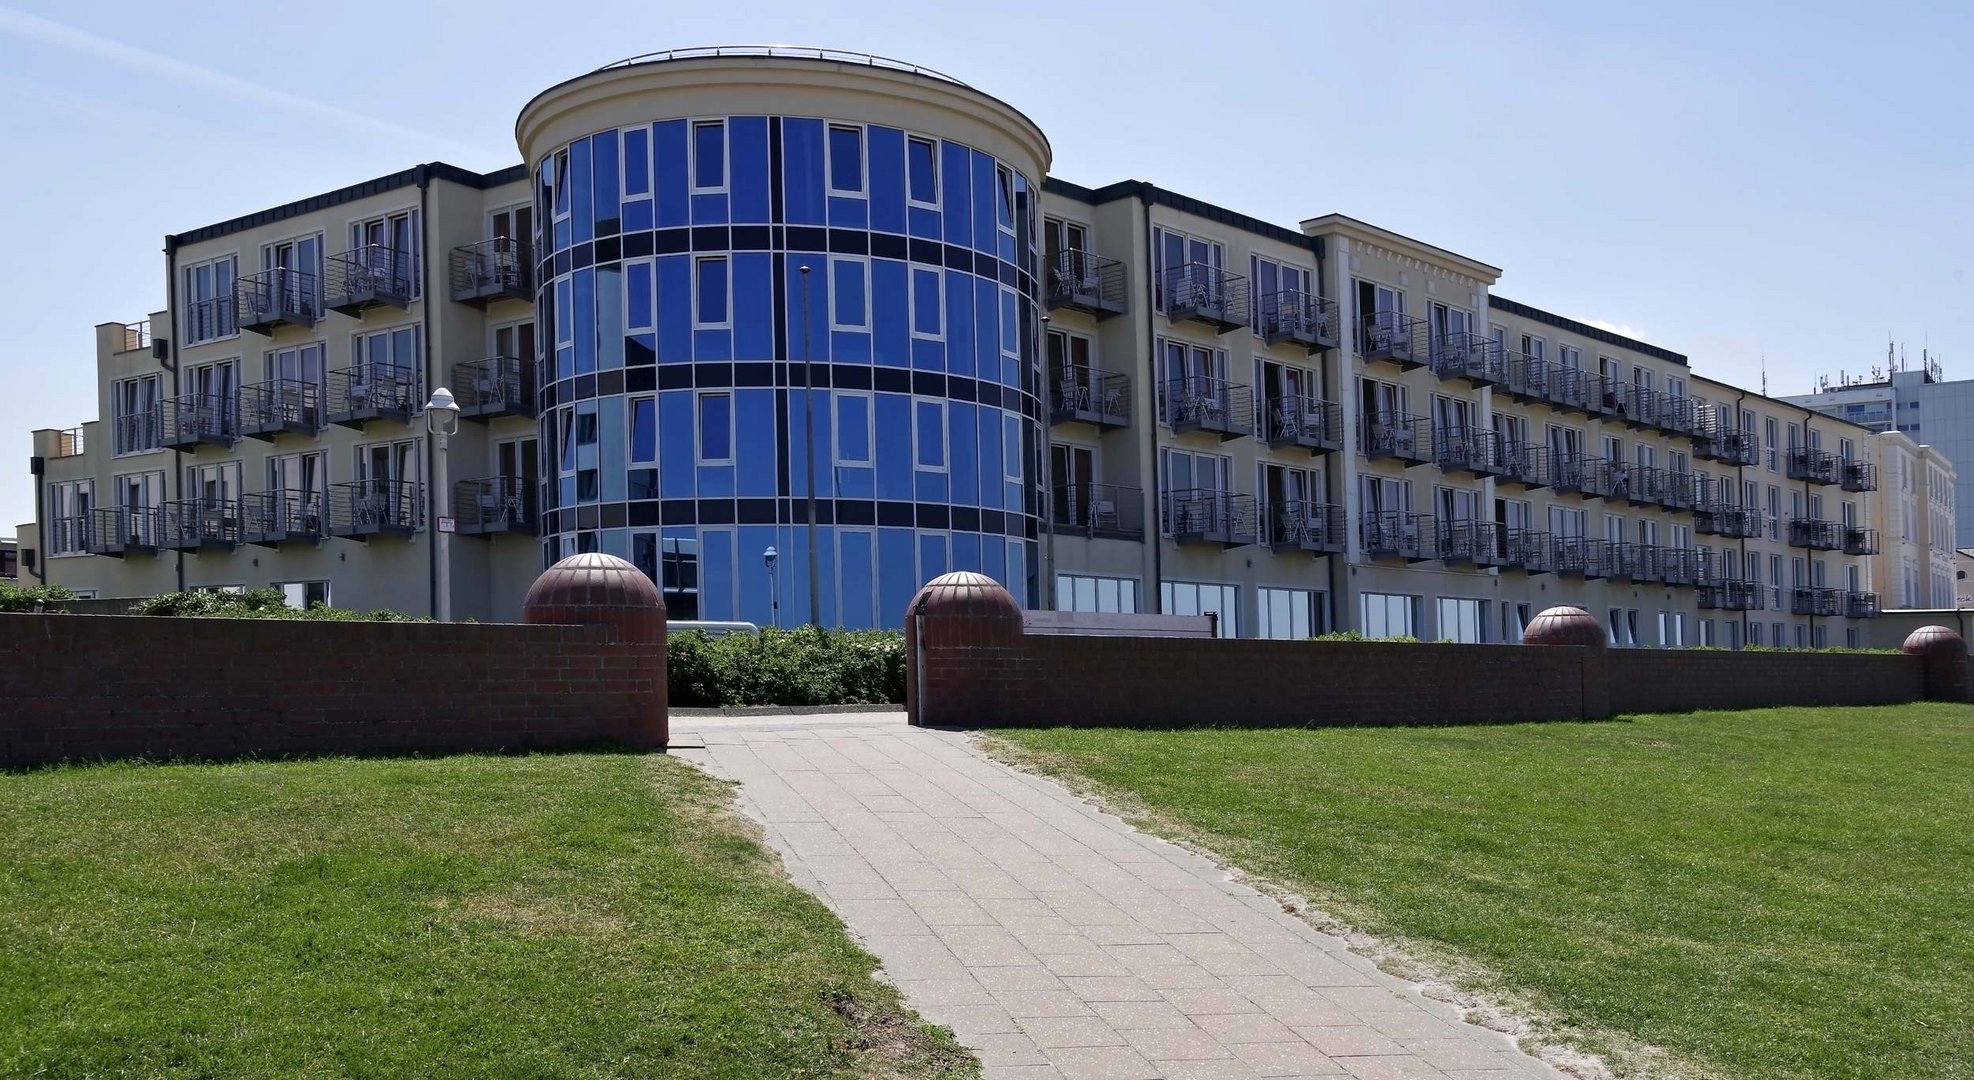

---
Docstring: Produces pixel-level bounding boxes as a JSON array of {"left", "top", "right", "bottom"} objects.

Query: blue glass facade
[{"left": 532, "top": 115, "right": 1042, "bottom": 628}]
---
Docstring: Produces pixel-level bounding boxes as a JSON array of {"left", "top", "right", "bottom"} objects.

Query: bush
[
  {"left": 0, "top": 582, "right": 76, "bottom": 613},
  {"left": 1310, "top": 630, "right": 1422, "bottom": 643},
  {"left": 668, "top": 627, "right": 905, "bottom": 707},
  {"left": 130, "top": 588, "right": 427, "bottom": 622}
]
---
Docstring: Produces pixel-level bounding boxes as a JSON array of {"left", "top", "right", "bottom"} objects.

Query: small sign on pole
[{"left": 437, "top": 516, "right": 457, "bottom": 534}]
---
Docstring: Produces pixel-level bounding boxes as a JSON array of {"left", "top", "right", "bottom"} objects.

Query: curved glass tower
[{"left": 516, "top": 49, "right": 1052, "bottom": 628}]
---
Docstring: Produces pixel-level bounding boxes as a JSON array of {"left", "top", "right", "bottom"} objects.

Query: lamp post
[
  {"left": 764, "top": 545, "right": 780, "bottom": 628},
  {"left": 799, "top": 264, "right": 820, "bottom": 627},
  {"left": 423, "top": 386, "right": 460, "bottom": 622}
]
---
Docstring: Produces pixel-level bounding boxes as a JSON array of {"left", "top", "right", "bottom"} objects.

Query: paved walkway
[{"left": 673, "top": 714, "right": 1568, "bottom": 1080}]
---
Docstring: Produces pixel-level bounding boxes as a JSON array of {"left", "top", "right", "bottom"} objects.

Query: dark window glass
[
  {"left": 577, "top": 469, "right": 598, "bottom": 501},
  {"left": 623, "top": 127, "right": 650, "bottom": 196},
  {"left": 696, "top": 256, "right": 728, "bottom": 324},
  {"left": 829, "top": 125, "right": 864, "bottom": 193},
  {"left": 912, "top": 268, "right": 940, "bottom": 335},
  {"left": 576, "top": 407, "right": 598, "bottom": 445},
  {"left": 916, "top": 401, "right": 945, "bottom": 468},
  {"left": 838, "top": 394, "right": 872, "bottom": 463},
  {"left": 833, "top": 259, "right": 868, "bottom": 328},
  {"left": 700, "top": 392, "right": 731, "bottom": 460},
  {"left": 908, "top": 137, "right": 937, "bottom": 203},
  {"left": 631, "top": 397, "right": 656, "bottom": 462},
  {"left": 693, "top": 121, "right": 725, "bottom": 189}
]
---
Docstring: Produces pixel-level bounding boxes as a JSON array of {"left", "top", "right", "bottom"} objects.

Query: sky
[{"left": 1, "top": 0, "right": 1969, "bottom": 533}]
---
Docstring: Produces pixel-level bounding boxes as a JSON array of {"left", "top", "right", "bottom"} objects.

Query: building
[
  {"left": 1, "top": 536, "right": 16, "bottom": 582},
  {"left": 18, "top": 46, "right": 1928, "bottom": 643}
]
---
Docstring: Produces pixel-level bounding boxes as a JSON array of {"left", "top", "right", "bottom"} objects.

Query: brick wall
[
  {"left": 1607, "top": 650, "right": 1926, "bottom": 713},
  {"left": 0, "top": 614, "right": 667, "bottom": 767}
]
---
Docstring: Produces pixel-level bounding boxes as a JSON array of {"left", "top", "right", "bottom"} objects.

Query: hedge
[
  {"left": 0, "top": 582, "right": 76, "bottom": 613},
  {"left": 667, "top": 628, "right": 905, "bottom": 707},
  {"left": 129, "top": 588, "right": 430, "bottom": 622}
]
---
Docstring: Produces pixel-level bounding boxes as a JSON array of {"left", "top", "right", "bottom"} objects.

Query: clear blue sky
[{"left": 2, "top": 0, "right": 1968, "bottom": 533}]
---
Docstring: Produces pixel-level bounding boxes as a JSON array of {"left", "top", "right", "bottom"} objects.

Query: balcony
[
  {"left": 1711, "top": 507, "right": 1765, "bottom": 539},
  {"left": 1434, "top": 518, "right": 1503, "bottom": 568},
  {"left": 1841, "top": 459, "right": 1879, "bottom": 492},
  {"left": 1843, "top": 526, "right": 1880, "bottom": 556},
  {"left": 1564, "top": 456, "right": 1620, "bottom": 499},
  {"left": 1504, "top": 351, "right": 1548, "bottom": 402},
  {"left": 1360, "top": 413, "right": 1432, "bottom": 466},
  {"left": 1699, "top": 579, "right": 1765, "bottom": 611},
  {"left": 326, "top": 478, "right": 421, "bottom": 539},
  {"left": 455, "top": 477, "right": 538, "bottom": 536},
  {"left": 1657, "top": 395, "right": 1702, "bottom": 437},
  {"left": 1546, "top": 366, "right": 1597, "bottom": 414},
  {"left": 84, "top": 506, "right": 164, "bottom": 558},
  {"left": 1050, "top": 367, "right": 1130, "bottom": 429},
  {"left": 326, "top": 245, "right": 417, "bottom": 316},
  {"left": 239, "top": 378, "right": 321, "bottom": 440},
  {"left": 1788, "top": 518, "right": 1843, "bottom": 551},
  {"left": 164, "top": 499, "right": 242, "bottom": 553},
  {"left": 1428, "top": 332, "right": 1505, "bottom": 388},
  {"left": 1787, "top": 447, "right": 1841, "bottom": 485},
  {"left": 161, "top": 392, "right": 238, "bottom": 451},
  {"left": 1710, "top": 428, "right": 1760, "bottom": 467},
  {"left": 449, "top": 239, "right": 534, "bottom": 307},
  {"left": 1660, "top": 548, "right": 1704, "bottom": 587},
  {"left": 1257, "top": 293, "right": 1340, "bottom": 352},
  {"left": 1262, "top": 396, "right": 1342, "bottom": 455},
  {"left": 1156, "top": 264, "right": 1248, "bottom": 333},
  {"left": 1658, "top": 470, "right": 1697, "bottom": 510},
  {"left": 327, "top": 363, "right": 420, "bottom": 429},
  {"left": 1053, "top": 482, "right": 1144, "bottom": 541},
  {"left": 1503, "top": 528, "right": 1556, "bottom": 573},
  {"left": 1361, "top": 511, "right": 1428, "bottom": 561},
  {"left": 1621, "top": 464, "right": 1661, "bottom": 507},
  {"left": 1495, "top": 442, "right": 1549, "bottom": 490},
  {"left": 1589, "top": 380, "right": 1646, "bottom": 427},
  {"left": 1791, "top": 587, "right": 1841, "bottom": 617},
  {"left": 1845, "top": 591, "right": 1881, "bottom": 619},
  {"left": 455, "top": 356, "right": 539, "bottom": 422},
  {"left": 1163, "top": 489, "right": 1258, "bottom": 547},
  {"left": 184, "top": 296, "right": 236, "bottom": 342},
  {"left": 1268, "top": 501, "right": 1345, "bottom": 555},
  {"left": 1555, "top": 535, "right": 1608, "bottom": 579},
  {"left": 235, "top": 268, "right": 321, "bottom": 335},
  {"left": 1434, "top": 429, "right": 1504, "bottom": 479},
  {"left": 1046, "top": 250, "right": 1128, "bottom": 319},
  {"left": 1356, "top": 311, "right": 1427, "bottom": 370},
  {"left": 1164, "top": 377, "right": 1252, "bottom": 440},
  {"left": 1602, "top": 541, "right": 1642, "bottom": 582},
  {"left": 241, "top": 491, "right": 325, "bottom": 547}
]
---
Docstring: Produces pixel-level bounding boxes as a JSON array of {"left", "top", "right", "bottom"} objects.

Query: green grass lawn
[
  {"left": 990, "top": 705, "right": 1974, "bottom": 1080},
  {"left": 0, "top": 752, "right": 973, "bottom": 1080}
]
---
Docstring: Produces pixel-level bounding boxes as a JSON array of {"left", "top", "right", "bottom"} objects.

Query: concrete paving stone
[
  {"left": 972, "top": 965, "right": 1070, "bottom": 993},
  {"left": 923, "top": 1002, "right": 1019, "bottom": 1039},
  {"left": 1104, "top": 942, "right": 1192, "bottom": 972},
  {"left": 1227, "top": 1040, "right": 1350, "bottom": 1076},
  {"left": 1041, "top": 950, "right": 1136, "bottom": 978},
  {"left": 1356, "top": 1010, "right": 1468, "bottom": 1042},
  {"left": 1404, "top": 1039, "right": 1521, "bottom": 1072},
  {"left": 976, "top": 895, "right": 1062, "bottom": 921},
  {"left": 1319, "top": 986, "right": 1421, "bottom": 1013},
  {"left": 1293, "top": 1027, "right": 1409, "bottom": 1058},
  {"left": 1438, "top": 1072, "right": 1527, "bottom": 1080},
  {"left": 1016, "top": 1016, "right": 1129, "bottom": 1049},
  {"left": 1149, "top": 1060, "right": 1266, "bottom": 1080},
  {"left": 1159, "top": 985, "right": 1271, "bottom": 1015},
  {"left": 1025, "top": 932, "right": 1109, "bottom": 956},
  {"left": 1000, "top": 914, "right": 1082, "bottom": 938},
  {"left": 1073, "top": 921, "right": 1165, "bottom": 946},
  {"left": 936, "top": 925, "right": 1039, "bottom": 967},
  {"left": 1224, "top": 974, "right": 1324, "bottom": 999},
  {"left": 973, "top": 1032, "right": 1053, "bottom": 1067},
  {"left": 889, "top": 976, "right": 997, "bottom": 1007},
  {"left": 1194, "top": 1012, "right": 1305, "bottom": 1044},
  {"left": 1057, "top": 975, "right": 1164, "bottom": 1002},
  {"left": 1340, "top": 1056, "right": 1455, "bottom": 1079},
  {"left": 1250, "top": 993, "right": 1361, "bottom": 1028},
  {"left": 993, "top": 989, "right": 1099, "bottom": 1019},
  {"left": 1164, "top": 932, "right": 1254, "bottom": 957},
  {"left": 1197, "top": 948, "right": 1289, "bottom": 977},
  {"left": 1117, "top": 1023, "right": 1235, "bottom": 1061},
  {"left": 1044, "top": 1045, "right": 1163, "bottom": 1080},
  {"left": 1089, "top": 999, "right": 1196, "bottom": 1030},
  {"left": 1135, "top": 963, "right": 1229, "bottom": 990}
]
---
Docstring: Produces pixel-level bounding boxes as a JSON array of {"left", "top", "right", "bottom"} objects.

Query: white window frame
[
  {"left": 277, "top": 580, "right": 333, "bottom": 610},
  {"left": 181, "top": 253, "right": 240, "bottom": 345},
  {"left": 1055, "top": 573, "right": 1141, "bottom": 614},
  {"left": 826, "top": 122, "right": 868, "bottom": 198},
  {"left": 830, "top": 256, "right": 870, "bottom": 331},
  {"left": 834, "top": 391, "right": 874, "bottom": 467},
  {"left": 693, "top": 255, "right": 730, "bottom": 330},
  {"left": 910, "top": 267, "right": 943, "bottom": 340},
  {"left": 346, "top": 208, "right": 422, "bottom": 299},
  {"left": 1257, "top": 585, "right": 1323, "bottom": 640},
  {"left": 690, "top": 119, "right": 728, "bottom": 195},
  {"left": 914, "top": 399, "right": 948, "bottom": 473},
  {"left": 1160, "top": 580, "right": 1240, "bottom": 639},
  {"left": 113, "top": 373, "right": 164, "bottom": 457},
  {"left": 906, "top": 135, "right": 940, "bottom": 209},
  {"left": 695, "top": 390, "right": 735, "bottom": 466}
]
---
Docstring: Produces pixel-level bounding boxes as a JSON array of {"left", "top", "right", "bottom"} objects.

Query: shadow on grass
[{"left": 0, "top": 739, "right": 666, "bottom": 777}]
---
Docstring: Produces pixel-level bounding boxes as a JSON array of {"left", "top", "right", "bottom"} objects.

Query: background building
[{"left": 20, "top": 46, "right": 1942, "bottom": 641}]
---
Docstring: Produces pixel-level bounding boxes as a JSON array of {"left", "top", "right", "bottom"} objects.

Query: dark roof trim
[
  {"left": 1044, "top": 177, "right": 1320, "bottom": 256},
  {"left": 1488, "top": 295, "right": 1687, "bottom": 367},
  {"left": 170, "top": 161, "right": 527, "bottom": 247}
]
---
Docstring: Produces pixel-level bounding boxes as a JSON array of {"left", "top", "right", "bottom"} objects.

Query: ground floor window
[
  {"left": 1749, "top": 622, "right": 1763, "bottom": 646},
  {"left": 1845, "top": 627, "right": 1859, "bottom": 648},
  {"left": 1257, "top": 586, "right": 1325, "bottom": 639},
  {"left": 1500, "top": 602, "right": 1532, "bottom": 643},
  {"left": 1813, "top": 625, "right": 1828, "bottom": 649},
  {"left": 1162, "top": 580, "right": 1238, "bottom": 638},
  {"left": 1436, "top": 597, "right": 1483, "bottom": 643},
  {"left": 1360, "top": 592, "right": 1417, "bottom": 639},
  {"left": 1698, "top": 618, "right": 1715, "bottom": 647},
  {"left": 277, "top": 581, "right": 330, "bottom": 609},
  {"left": 1794, "top": 623, "right": 1809, "bottom": 648},
  {"left": 1056, "top": 574, "right": 1139, "bottom": 614}
]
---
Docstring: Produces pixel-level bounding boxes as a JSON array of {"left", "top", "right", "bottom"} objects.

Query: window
[
  {"left": 1258, "top": 587, "right": 1323, "bottom": 639},
  {"left": 1056, "top": 574, "right": 1139, "bottom": 614},
  {"left": 45, "top": 480, "right": 93, "bottom": 555},
  {"left": 348, "top": 209, "right": 421, "bottom": 298},
  {"left": 692, "top": 120, "right": 725, "bottom": 191},
  {"left": 695, "top": 256, "right": 729, "bottom": 327},
  {"left": 266, "top": 451, "right": 326, "bottom": 529},
  {"left": 911, "top": 268, "right": 942, "bottom": 338},
  {"left": 995, "top": 164, "right": 1016, "bottom": 239},
  {"left": 1765, "top": 417, "right": 1781, "bottom": 470},
  {"left": 113, "top": 374, "right": 163, "bottom": 455},
  {"left": 621, "top": 128, "right": 649, "bottom": 198},
  {"left": 1153, "top": 227, "right": 1225, "bottom": 313},
  {"left": 915, "top": 400, "right": 946, "bottom": 469},
  {"left": 1360, "top": 593, "right": 1417, "bottom": 639},
  {"left": 1003, "top": 414, "right": 1023, "bottom": 484},
  {"left": 1749, "top": 622, "right": 1763, "bottom": 646},
  {"left": 1162, "top": 581, "right": 1239, "bottom": 638},
  {"left": 1436, "top": 598, "right": 1484, "bottom": 643},
  {"left": 836, "top": 393, "right": 872, "bottom": 465},
  {"left": 182, "top": 254, "right": 238, "bottom": 343},
  {"left": 907, "top": 136, "right": 939, "bottom": 206},
  {"left": 278, "top": 581, "right": 331, "bottom": 610},
  {"left": 827, "top": 124, "right": 865, "bottom": 196},
  {"left": 697, "top": 392, "right": 732, "bottom": 463},
  {"left": 831, "top": 258, "right": 869, "bottom": 329}
]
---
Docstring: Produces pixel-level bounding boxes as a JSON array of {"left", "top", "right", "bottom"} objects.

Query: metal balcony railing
[
  {"left": 1602, "top": 541, "right": 1642, "bottom": 582},
  {"left": 84, "top": 506, "right": 165, "bottom": 557},
  {"left": 185, "top": 296, "right": 236, "bottom": 342},
  {"left": 1163, "top": 376, "right": 1252, "bottom": 439},
  {"left": 1845, "top": 591, "right": 1881, "bottom": 619},
  {"left": 1717, "top": 507, "right": 1764, "bottom": 539},
  {"left": 1623, "top": 464, "right": 1662, "bottom": 506},
  {"left": 1791, "top": 587, "right": 1841, "bottom": 617},
  {"left": 1503, "top": 350, "right": 1548, "bottom": 402},
  {"left": 1843, "top": 526, "right": 1880, "bottom": 556},
  {"left": 1046, "top": 250, "right": 1128, "bottom": 319},
  {"left": 1053, "top": 482, "right": 1144, "bottom": 540},
  {"left": 48, "top": 427, "right": 86, "bottom": 457},
  {"left": 1787, "top": 447, "right": 1841, "bottom": 485},
  {"left": 1554, "top": 535, "right": 1609, "bottom": 578},
  {"left": 239, "top": 378, "right": 321, "bottom": 440},
  {"left": 1702, "top": 425, "right": 1759, "bottom": 466},
  {"left": 1660, "top": 470, "right": 1698, "bottom": 510},
  {"left": 1580, "top": 456, "right": 1622, "bottom": 499},
  {"left": 1429, "top": 332, "right": 1506, "bottom": 387},
  {"left": 1356, "top": 311, "right": 1428, "bottom": 369},
  {"left": 1788, "top": 518, "right": 1844, "bottom": 551},
  {"left": 1590, "top": 378, "right": 1640, "bottom": 423},
  {"left": 1268, "top": 500, "right": 1345, "bottom": 554},
  {"left": 113, "top": 412, "right": 163, "bottom": 455},
  {"left": 1434, "top": 518, "right": 1503, "bottom": 567},
  {"left": 1841, "top": 459, "right": 1879, "bottom": 492},
  {"left": 1495, "top": 442, "right": 1549, "bottom": 489},
  {"left": 327, "top": 363, "right": 420, "bottom": 428},
  {"left": 1163, "top": 489, "right": 1258, "bottom": 547},
  {"left": 1361, "top": 511, "right": 1428, "bottom": 561},
  {"left": 241, "top": 491, "right": 326, "bottom": 546},
  {"left": 1155, "top": 263, "right": 1248, "bottom": 333},
  {"left": 1433, "top": 428, "right": 1503, "bottom": 478},
  {"left": 1550, "top": 453, "right": 1592, "bottom": 496},
  {"left": 1503, "top": 528, "right": 1556, "bottom": 573},
  {"left": 1627, "top": 386, "right": 1669, "bottom": 431},
  {"left": 235, "top": 268, "right": 321, "bottom": 335},
  {"left": 116, "top": 319, "right": 152, "bottom": 354},
  {"left": 1050, "top": 367, "right": 1130, "bottom": 429},
  {"left": 164, "top": 498, "right": 242, "bottom": 552},
  {"left": 1546, "top": 366, "right": 1597, "bottom": 413},
  {"left": 455, "top": 477, "right": 538, "bottom": 535},
  {"left": 41, "top": 514, "right": 92, "bottom": 557},
  {"left": 1262, "top": 395, "right": 1341, "bottom": 454},
  {"left": 327, "top": 478, "right": 422, "bottom": 538},
  {"left": 1658, "top": 395, "right": 1702, "bottom": 436},
  {"left": 1257, "top": 293, "right": 1340, "bottom": 352},
  {"left": 1660, "top": 548, "right": 1704, "bottom": 587},
  {"left": 326, "top": 245, "right": 417, "bottom": 315},
  {"left": 449, "top": 238, "right": 534, "bottom": 307},
  {"left": 1360, "top": 412, "right": 1432, "bottom": 465},
  {"left": 1699, "top": 579, "right": 1765, "bottom": 611},
  {"left": 454, "top": 355, "right": 538, "bottom": 421},
  {"left": 161, "top": 392, "right": 238, "bottom": 451}
]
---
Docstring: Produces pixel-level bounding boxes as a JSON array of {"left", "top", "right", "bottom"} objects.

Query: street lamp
[
  {"left": 763, "top": 545, "right": 780, "bottom": 629},
  {"left": 424, "top": 386, "right": 460, "bottom": 622}
]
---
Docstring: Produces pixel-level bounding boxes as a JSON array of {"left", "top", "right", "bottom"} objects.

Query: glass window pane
[
  {"left": 837, "top": 394, "right": 871, "bottom": 463},
  {"left": 631, "top": 398, "right": 656, "bottom": 462},
  {"left": 693, "top": 121, "right": 725, "bottom": 189},
  {"left": 829, "top": 125, "right": 864, "bottom": 192},
  {"left": 699, "top": 393, "right": 730, "bottom": 460},
  {"left": 833, "top": 259, "right": 868, "bottom": 327},
  {"left": 912, "top": 268, "right": 940, "bottom": 334},
  {"left": 908, "top": 138, "right": 937, "bottom": 202},
  {"left": 697, "top": 257, "right": 727, "bottom": 324}
]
